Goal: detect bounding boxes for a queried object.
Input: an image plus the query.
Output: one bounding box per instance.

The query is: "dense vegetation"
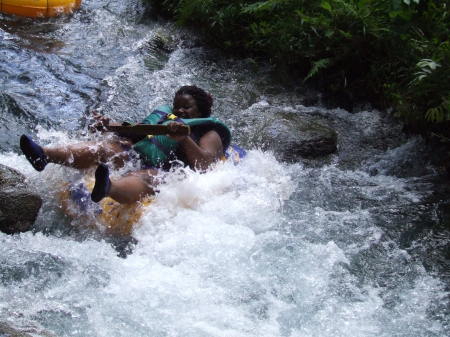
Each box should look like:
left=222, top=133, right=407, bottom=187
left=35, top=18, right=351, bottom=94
left=146, top=0, right=449, bottom=138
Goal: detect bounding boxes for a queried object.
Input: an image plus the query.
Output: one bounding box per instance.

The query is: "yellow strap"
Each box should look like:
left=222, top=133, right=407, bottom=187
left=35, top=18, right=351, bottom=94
left=145, top=113, right=178, bottom=137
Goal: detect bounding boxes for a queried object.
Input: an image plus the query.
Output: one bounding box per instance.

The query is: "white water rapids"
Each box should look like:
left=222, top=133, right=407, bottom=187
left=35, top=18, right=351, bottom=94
left=0, top=1, right=448, bottom=336
left=0, top=144, right=446, bottom=337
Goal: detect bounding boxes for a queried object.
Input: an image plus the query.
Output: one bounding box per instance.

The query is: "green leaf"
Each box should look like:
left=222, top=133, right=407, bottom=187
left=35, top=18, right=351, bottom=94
left=425, top=98, right=450, bottom=122
left=389, top=10, right=401, bottom=18
left=325, top=29, right=334, bottom=38
left=304, top=58, right=331, bottom=82
left=321, top=1, right=332, bottom=12
left=338, top=30, right=352, bottom=39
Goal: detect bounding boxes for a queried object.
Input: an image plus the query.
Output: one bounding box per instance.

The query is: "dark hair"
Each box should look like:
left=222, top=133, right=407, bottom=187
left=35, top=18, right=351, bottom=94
left=174, top=85, right=213, bottom=117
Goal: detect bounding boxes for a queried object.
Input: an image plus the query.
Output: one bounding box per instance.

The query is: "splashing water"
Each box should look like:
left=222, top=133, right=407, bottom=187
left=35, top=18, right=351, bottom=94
left=0, top=1, right=449, bottom=336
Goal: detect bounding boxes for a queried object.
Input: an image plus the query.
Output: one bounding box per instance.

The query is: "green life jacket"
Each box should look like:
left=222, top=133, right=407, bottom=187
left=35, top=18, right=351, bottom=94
left=133, top=105, right=231, bottom=167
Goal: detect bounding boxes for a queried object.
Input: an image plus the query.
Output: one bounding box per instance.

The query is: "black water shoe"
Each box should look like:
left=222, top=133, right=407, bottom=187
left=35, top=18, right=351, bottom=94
left=91, top=163, right=111, bottom=203
left=20, top=135, right=48, bottom=172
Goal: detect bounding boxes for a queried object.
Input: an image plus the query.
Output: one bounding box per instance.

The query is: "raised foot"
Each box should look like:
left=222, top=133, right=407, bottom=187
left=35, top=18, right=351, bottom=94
left=19, top=135, right=48, bottom=172
left=91, top=163, right=111, bottom=203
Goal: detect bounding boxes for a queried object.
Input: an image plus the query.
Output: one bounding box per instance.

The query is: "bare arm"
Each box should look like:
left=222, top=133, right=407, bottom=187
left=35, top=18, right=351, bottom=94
left=89, top=111, right=121, bottom=132
left=167, top=123, right=223, bottom=171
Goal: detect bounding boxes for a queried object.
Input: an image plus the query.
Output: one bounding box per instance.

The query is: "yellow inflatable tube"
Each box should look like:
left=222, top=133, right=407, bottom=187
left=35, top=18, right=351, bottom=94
left=0, top=0, right=81, bottom=18
left=59, top=177, right=153, bottom=237
left=59, top=145, right=246, bottom=237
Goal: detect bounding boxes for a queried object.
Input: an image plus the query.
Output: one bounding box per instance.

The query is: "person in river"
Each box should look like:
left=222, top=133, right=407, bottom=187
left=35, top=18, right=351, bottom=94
left=19, top=85, right=231, bottom=204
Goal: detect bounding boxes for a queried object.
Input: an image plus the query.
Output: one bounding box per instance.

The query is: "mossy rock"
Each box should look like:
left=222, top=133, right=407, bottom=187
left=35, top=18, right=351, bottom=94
left=261, top=111, right=337, bottom=162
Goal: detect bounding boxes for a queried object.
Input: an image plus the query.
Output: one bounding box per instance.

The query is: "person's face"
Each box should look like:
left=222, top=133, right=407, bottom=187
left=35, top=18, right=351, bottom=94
left=173, top=94, right=201, bottom=119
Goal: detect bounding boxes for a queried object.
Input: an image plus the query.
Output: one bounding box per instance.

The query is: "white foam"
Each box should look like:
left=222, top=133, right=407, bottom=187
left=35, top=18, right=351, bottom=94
left=0, top=142, right=447, bottom=336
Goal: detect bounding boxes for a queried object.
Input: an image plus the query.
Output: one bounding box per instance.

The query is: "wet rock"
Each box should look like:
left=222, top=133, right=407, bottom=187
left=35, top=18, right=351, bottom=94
left=140, top=31, right=175, bottom=71
left=0, top=321, right=58, bottom=337
left=0, top=322, right=33, bottom=337
left=150, top=30, right=176, bottom=53
left=261, top=111, right=337, bottom=162
left=301, top=90, right=321, bottom=107
left=0, top=93, right=35, bottom=152
left=0, top=164, right=42, bottom=234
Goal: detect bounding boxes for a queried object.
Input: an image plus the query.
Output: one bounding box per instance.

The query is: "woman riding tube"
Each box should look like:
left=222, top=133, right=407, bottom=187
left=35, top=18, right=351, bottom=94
left=20, top=86, right=231, bottom=204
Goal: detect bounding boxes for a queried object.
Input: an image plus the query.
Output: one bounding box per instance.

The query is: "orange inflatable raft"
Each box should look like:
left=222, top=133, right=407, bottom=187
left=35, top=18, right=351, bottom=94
left=0, top=0, right=81, bottom=18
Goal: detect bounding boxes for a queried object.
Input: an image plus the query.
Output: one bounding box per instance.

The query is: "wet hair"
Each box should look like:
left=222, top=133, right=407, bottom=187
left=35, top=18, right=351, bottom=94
left=174, top=85, right=213, bottom=117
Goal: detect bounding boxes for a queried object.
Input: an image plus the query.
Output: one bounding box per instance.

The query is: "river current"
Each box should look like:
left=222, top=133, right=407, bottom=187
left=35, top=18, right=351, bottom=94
left=0, top=1, right=449, bottom=336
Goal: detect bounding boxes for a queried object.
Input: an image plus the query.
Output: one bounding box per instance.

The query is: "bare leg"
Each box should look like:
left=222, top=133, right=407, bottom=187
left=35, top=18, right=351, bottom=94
left=44, top=139, right=132, bottom=169
left=107, top=169, right=161, bottom=204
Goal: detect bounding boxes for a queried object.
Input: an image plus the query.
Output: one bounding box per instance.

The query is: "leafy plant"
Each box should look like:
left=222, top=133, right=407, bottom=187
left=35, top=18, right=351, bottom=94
left=147, top=0, right=450, bottom=138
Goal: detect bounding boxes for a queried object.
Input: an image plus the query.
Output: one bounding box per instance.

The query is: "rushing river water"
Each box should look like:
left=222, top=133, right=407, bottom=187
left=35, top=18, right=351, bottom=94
left=0, top=1, right=449, bottom=336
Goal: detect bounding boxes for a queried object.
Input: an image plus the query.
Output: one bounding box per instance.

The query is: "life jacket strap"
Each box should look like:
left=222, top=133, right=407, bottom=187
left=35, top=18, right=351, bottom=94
left=149, top=136, right=172, bottom=155
left=156, top=111, right=185, bottom=125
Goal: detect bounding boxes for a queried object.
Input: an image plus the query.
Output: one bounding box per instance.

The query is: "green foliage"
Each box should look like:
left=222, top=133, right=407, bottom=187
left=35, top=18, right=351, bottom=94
left=426, top=98, right=450, bottom=123
left=147, top=0, right=450, bottom=136
left=304, top=58, right=332, bottom=82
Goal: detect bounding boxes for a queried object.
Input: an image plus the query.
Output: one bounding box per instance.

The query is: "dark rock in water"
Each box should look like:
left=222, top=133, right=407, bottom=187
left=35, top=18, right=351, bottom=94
left=0, top=164, right=42, bottom=234
left=0, top=321, right=58, bottom=337
left=0, top=93, right=36, bottom=152
left=261, top=111, right=337, bottom=162
left=140, top=30, right=176, bottom=71
left=0, top=322, right=34, bottom=337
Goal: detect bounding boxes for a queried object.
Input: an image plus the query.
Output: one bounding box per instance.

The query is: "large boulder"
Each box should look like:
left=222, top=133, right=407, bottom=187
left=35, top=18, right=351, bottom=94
left=0, top=164, right=42, bottom=234
left=260, top=111, right=337, bottom=162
